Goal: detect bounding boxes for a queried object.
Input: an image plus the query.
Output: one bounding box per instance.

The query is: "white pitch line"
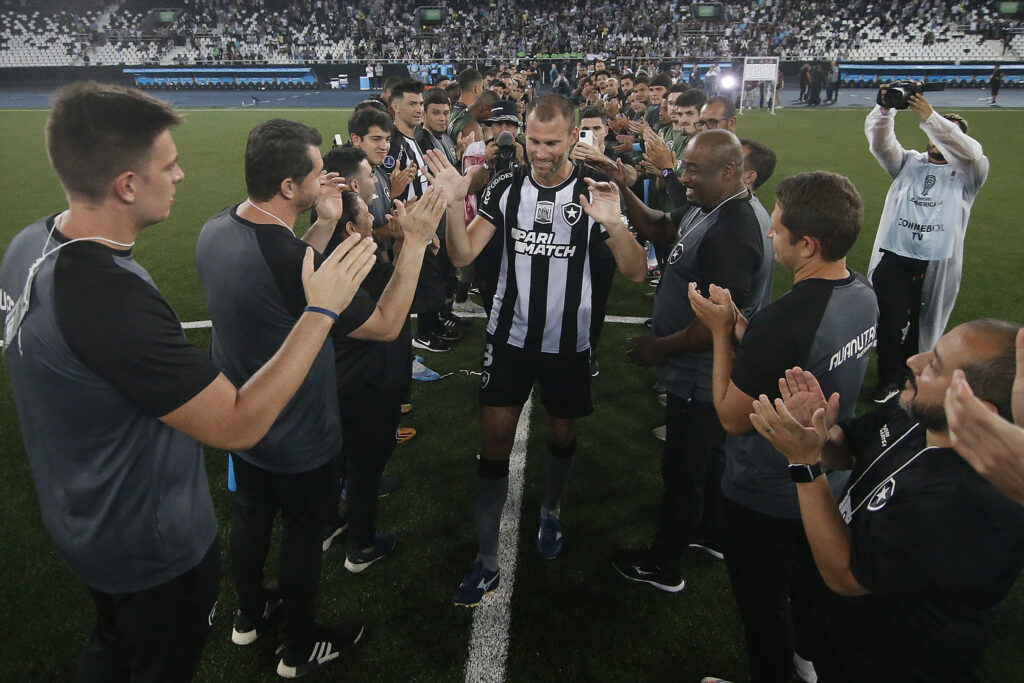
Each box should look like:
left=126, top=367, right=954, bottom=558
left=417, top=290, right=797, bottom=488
left=465, top=394, right=532, bottom=683
left=0, top=313, right=643, bottom=348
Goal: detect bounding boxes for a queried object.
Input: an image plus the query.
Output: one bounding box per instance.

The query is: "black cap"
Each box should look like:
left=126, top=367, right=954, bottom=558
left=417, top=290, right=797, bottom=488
left=485, top=100, right=520, bottom=125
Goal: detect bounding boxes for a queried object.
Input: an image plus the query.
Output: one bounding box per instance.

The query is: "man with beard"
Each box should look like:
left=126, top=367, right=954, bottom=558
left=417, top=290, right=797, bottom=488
left=865, top=90, right=988, bottom=403
left=196, top=119, right=409, bottom=678
left=688, top=171, right=877, bottom=683
left=428, top=94, right=647, bottom=606
left=746, top=318, right=1024, bottom=683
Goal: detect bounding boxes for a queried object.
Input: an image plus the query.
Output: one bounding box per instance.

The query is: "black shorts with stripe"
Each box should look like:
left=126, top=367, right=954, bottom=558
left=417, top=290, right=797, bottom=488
left=478, top=334, right=593, bottom=419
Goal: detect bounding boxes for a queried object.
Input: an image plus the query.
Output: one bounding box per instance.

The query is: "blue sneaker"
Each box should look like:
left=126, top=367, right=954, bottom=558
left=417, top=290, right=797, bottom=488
left=452, top=563, right=500, bottom=607
left=412, top=356, right=441, bottom=382
left=537, top=513, right=563, bottom=559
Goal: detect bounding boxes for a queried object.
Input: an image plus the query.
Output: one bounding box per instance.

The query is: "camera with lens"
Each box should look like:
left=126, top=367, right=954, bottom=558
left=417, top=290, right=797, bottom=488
left=495, top=131, right=518, bottom=171
left=876, top=81, right=945, bottom=110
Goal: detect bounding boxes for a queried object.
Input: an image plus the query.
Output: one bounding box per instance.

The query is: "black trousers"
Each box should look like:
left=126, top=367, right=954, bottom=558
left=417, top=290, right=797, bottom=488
left=651, top=393, right=726, bottom=572
left=872, top=250, right=930, bottom=387
left=75, top=539, right=220, bottom=683
left=339, top=390, right=404, bottom=551
left=725, top=498, right=825, bottom=683
left=230, top=457, right=333, bottom=651
left=589, top=252, right=618, bottom=352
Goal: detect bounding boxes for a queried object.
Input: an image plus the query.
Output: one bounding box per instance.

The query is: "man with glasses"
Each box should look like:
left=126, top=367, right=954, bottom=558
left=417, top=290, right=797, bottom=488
left=697, top=95, right=738, bottom=134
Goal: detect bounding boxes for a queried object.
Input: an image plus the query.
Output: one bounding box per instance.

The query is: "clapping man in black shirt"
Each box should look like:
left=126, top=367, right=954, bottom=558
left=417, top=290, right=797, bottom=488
left=749, top=319, right=1024, bottom=683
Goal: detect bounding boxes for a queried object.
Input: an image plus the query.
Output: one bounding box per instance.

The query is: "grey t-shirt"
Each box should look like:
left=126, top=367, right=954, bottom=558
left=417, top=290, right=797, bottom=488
left=0, top=216, right=219, bottom=593
left=723, top=273, right=879, bottom=519
left=196, top=206, right=374, bottom=474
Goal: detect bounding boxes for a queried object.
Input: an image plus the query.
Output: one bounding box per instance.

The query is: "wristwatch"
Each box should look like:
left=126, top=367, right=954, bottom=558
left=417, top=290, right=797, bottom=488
left=787, top=462, right=823, bottom=483
left=660, top=168, right=673, bottom=178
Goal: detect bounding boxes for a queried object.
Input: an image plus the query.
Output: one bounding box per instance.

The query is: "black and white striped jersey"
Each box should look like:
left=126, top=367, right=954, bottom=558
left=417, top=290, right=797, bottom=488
left=395, top=132, right=429, bottom=202
left=477, top=162, right=610, bottom=354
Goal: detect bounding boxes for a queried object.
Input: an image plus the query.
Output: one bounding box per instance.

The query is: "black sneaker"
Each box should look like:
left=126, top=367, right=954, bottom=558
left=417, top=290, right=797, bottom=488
left=276, top=622, right=363, bottom=679
left=321, top=518, right=348, bottom=552
left=412, top=334, right=451, bottom=352
left=231, top=595, right=283, bottom=645
left=611, top=548, right=685, bottom=593
left=436, top=322, right=463, bottom=342
left=441, top=309, right=470, bottom=327
left=870, top=383, right=901, bottom=404
left=589, top=353, right=599, bottom=377
left=344, top=533, right=396, bottom=574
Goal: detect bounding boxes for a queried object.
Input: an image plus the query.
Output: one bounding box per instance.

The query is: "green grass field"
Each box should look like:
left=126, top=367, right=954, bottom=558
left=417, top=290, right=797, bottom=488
left=1, top=105, right=1023, bottom=682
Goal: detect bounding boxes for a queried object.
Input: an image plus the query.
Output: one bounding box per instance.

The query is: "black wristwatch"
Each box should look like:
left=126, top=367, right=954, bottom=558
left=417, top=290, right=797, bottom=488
left=787, top=462, right=823, bottom=483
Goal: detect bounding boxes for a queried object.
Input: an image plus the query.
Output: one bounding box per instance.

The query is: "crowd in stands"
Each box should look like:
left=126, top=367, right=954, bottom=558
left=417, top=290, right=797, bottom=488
left=1, top=0, right=1023, bottom=67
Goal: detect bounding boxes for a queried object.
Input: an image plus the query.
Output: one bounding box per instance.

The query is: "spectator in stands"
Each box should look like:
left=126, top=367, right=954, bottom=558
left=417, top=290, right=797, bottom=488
left=0, top=80, right=373, bottom=683
left=195, top=118, right=387, bottom=678
left=612, top=131, right=771, bottom=597
left=865, top=90, right=989, bottom=403
left=748, top=319, right=1024, bottom=683
left=690, top=171, right=876, bottom=683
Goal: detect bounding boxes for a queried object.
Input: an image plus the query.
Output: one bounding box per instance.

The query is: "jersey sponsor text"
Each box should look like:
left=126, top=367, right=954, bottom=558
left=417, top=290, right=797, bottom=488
left=828, top=325, right=878, bottom=371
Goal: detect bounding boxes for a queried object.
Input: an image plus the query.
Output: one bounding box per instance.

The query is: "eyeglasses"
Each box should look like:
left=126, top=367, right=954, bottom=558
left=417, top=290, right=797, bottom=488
left=694, top=118, right=723, bottom=131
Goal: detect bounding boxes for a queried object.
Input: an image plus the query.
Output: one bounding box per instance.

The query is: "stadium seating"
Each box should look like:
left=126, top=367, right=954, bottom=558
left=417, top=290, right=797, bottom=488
left=0, top=0, right=1021, bottom=68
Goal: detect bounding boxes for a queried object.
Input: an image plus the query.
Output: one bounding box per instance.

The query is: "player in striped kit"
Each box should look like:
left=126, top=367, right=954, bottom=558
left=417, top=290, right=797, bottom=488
left=425, top=94, right=648, bottom=606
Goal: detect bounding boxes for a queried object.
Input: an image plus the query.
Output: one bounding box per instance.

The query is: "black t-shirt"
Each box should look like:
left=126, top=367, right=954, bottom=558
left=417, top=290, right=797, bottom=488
left=56, top=241, right=220, bottom=417
left=816, top=406, right=1024, bottom=682
left=331, top=261, right=411, bottom=397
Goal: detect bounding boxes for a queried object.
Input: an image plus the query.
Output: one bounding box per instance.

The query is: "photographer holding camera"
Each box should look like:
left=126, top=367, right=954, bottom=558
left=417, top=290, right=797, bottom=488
left=865, top=84, right=988, bottom=403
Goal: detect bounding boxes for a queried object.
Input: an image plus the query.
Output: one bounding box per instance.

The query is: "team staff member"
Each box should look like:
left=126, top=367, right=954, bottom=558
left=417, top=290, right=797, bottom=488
left=611, top=131, right=770, bottom=593
left=866, top=90, right=988, bottom=402
left=427, top=94, right=647, bottom=607
left=689, top=171, right=878, bottom=683
left=196, top=119, right=442, bottom=678
left=749, top=319, right=1024, bottom=682
left=0, top=82, right=375, bottom=681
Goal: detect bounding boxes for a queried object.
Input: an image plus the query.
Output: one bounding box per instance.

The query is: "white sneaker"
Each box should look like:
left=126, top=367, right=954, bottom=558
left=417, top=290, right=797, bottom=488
left=701, top=678, right=735, bottom=683
left=652, top=425, right=666, bottom=441
left=794, top=653, right=818, bottom=683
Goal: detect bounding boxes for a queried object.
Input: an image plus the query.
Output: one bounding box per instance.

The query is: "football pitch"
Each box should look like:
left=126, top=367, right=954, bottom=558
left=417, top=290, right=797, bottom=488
left=1, top=105, right=1023, bottom=682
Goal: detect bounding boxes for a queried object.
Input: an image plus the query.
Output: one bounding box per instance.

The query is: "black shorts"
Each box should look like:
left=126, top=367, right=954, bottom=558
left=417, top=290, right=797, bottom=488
left=479, top=335, right=593, bottom=419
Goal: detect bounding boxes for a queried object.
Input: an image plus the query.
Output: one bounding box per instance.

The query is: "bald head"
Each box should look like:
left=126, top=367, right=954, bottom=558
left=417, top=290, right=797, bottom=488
left=679, top=129, right=747, bottom=209
left=686, top=129, right=744, bottom=172
left=954, top=319, right=1022, bottom=422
